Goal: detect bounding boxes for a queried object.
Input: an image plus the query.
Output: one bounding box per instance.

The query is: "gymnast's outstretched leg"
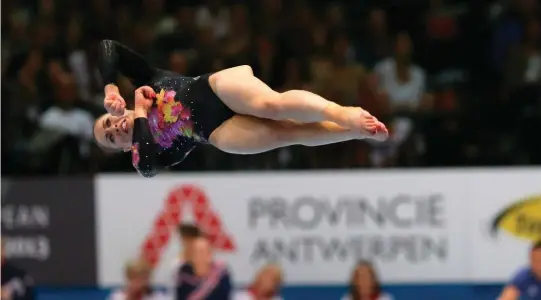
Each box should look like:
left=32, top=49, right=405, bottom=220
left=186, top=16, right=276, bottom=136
left=209, top=115, right=373, bottom=155
left=208, top=66, right=387, bottom=139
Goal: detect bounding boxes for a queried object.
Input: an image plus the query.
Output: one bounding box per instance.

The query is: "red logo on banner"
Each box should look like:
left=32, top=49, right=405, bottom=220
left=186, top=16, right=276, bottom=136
left=140, top=184, right=236, bottom=266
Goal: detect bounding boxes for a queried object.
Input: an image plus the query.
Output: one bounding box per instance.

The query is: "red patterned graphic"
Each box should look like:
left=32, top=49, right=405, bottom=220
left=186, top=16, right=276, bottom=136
left=140, top=184, right=236, bottom=266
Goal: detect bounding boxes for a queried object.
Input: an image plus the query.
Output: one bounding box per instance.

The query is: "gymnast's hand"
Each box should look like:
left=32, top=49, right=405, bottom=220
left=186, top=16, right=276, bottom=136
left=134, top=86, right=156, bottom=113
left=103, top=84, right=126, bottom=116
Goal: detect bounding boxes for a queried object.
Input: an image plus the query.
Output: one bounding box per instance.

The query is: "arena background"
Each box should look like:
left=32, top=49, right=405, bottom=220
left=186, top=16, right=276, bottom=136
left=2, top=0, right=540, bottom=299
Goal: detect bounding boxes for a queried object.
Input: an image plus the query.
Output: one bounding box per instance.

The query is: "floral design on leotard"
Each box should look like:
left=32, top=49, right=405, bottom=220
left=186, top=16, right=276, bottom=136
left=131, top=142, right=140, bottom=168
left=147, top=89, right=203, bottom=148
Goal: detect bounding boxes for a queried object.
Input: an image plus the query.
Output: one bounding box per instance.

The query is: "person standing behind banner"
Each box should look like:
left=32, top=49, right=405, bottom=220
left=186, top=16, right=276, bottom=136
left=172, top=224, right=202, bottom=269
left=341, top=261, right=393, bottom=300
left=169, top=224, right=202, bottom=293
left=233, top=264, right=283, bottom=300
left=498, top=240, right=541, bottom=300
left=1, top=239, right=36, bottom=300
left=108, top=258, right=168, bottom=300
left=176, top=236, right=232, bottom=300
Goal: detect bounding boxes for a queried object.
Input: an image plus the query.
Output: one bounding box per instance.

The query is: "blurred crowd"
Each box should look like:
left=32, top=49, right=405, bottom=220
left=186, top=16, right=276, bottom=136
left=2, top=228, right=541, bottom=300
left=106, top=224, right=396, bottom=300
left=0, top=227, right=396, bottom=300
left=2, top=0, right=541, bottom=175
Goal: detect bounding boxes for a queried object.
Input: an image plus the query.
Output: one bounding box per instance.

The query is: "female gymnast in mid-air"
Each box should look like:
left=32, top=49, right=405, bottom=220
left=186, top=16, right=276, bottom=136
left=93, top=40, right=388, bottom=178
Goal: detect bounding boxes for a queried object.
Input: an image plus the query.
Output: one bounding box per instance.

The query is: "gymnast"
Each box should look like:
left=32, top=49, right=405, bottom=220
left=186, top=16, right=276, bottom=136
left=93, top=40, right=388, bottom=178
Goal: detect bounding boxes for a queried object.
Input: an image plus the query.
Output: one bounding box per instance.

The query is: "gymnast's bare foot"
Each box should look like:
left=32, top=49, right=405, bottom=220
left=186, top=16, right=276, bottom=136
left=356, top=114, right=388, bottom=141
left=346, top=108, right=389, bottom=141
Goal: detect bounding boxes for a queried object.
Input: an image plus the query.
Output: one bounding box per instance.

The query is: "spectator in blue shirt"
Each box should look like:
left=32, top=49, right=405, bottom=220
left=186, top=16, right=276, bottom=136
left=498, top=240, right=541, bottom=300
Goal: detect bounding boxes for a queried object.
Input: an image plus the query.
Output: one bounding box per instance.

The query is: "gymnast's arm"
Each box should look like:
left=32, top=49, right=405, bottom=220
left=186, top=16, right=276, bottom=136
left=131, top=109, right=159, bottom=178
left=98, top=39, right=157, bottom=87
left=131, top=110, right=195, bottom=178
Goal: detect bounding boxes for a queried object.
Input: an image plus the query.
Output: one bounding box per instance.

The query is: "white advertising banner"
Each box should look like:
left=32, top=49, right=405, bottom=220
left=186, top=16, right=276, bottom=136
left=467, top=169, right=541, bottom=282
left=95, top=169, right=541, bottom=286
left=96, top=170, right=474, bottom=286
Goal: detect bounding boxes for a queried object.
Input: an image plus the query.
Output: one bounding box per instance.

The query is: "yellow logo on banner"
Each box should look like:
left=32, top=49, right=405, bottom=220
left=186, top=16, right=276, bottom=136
left=491, top=195, right=541, bottom=241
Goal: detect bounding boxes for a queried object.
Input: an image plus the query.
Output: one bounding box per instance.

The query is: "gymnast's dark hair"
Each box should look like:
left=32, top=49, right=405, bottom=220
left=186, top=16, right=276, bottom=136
left=348, top=260, right=382, bottom=300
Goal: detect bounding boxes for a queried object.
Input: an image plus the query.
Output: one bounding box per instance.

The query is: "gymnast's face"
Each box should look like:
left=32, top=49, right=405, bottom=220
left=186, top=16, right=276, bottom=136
left=94, top=110, right=135, bottom=151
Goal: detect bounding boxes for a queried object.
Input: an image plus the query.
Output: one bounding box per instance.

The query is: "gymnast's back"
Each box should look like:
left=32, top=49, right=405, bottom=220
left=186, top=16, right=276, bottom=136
left=98, top=40, right=234, bottom=177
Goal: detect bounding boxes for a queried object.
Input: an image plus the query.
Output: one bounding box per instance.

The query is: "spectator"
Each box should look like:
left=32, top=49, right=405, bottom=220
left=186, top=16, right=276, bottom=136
left=2, top=0, right=541, bottom=174
left=491, top=0, right=540, bottom=71
left=281, top=3, right=315, bottom=58
left=317, top=32, right=365, bottom=107
left=374, top=32, right=428, bottom=113
left=234, top=264, right=283, bottom=300
left=253, top=0, right=284, bottom=36
left=357, top=8, right=392, bottom=69
left=498, top=240, right=541, bottom=300
left=1, top=239, right=36, bottom=300
left=278, top=58, right=311, bottom=92
left=195, top=0, right=230, bottom=39
left=221, top=4, right=252, bottom=61
left=64, top=16, right=97, bottom=103
left=171, top=223, right=202, bottom=272
left=369, top=32, right=428, bottom=167
left=167, top=51, right=190, bottom=75
left=341, top=261, right=393, bottom=300
left=250, top=34, right=279, bottom=86
left=2, top=8, right=31, bottom=57
left=107, top=258, right=168, bottom=300
left=502, top=17, right=541, bottom=99
left=425, top=0, right=461, bottom=42
left=155, top=6, right=197, bottom=53
left=3, top=50, right=44, bottom=142
left=2, top=49, right=47, bottom=174
left=169, top=223, right=202, bottom=296
left=38, top=74, right=94, bottom=158
left=176, top=236, right=232, bottom=300
left=140, top=0, right=167, bottom=33
left=325, top=3, right=346, bottom=32
left=422, top=0, right=464, bottom=73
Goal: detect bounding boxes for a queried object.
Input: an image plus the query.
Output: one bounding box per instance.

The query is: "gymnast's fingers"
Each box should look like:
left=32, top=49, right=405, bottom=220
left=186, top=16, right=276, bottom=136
left=111, top=102, right=124, bottom=116
left=104, top=99, right=116, bottom=113
left=137, top=86, right=156, bottom=98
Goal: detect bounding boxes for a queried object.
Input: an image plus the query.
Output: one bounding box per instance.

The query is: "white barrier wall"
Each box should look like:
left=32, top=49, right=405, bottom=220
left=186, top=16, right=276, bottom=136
left=95, top=169, right=541, bottom=286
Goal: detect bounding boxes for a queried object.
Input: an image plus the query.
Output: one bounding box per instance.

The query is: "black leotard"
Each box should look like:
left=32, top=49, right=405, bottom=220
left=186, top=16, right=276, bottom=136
left=98, top=40, right=235, bottom=177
